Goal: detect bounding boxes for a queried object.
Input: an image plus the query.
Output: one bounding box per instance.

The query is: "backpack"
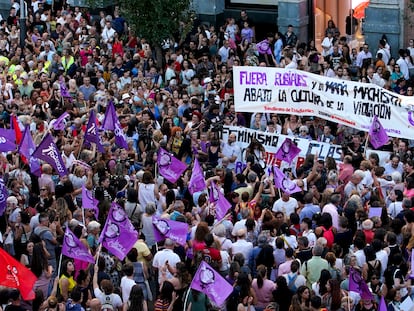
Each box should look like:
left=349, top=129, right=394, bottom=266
left=101, top=295, right=114, bottom=311
left=65, top=301, right=82, bottom=311
left=367, top=260, right=381, bottom=281
left=287, top=273, right=298, bottom=293
left=329, top=267, right=342, bottom=282
left=320, top=226, right=335, bottom=248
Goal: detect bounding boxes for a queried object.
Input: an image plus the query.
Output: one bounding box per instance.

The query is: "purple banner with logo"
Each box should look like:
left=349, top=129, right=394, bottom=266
left=84, top=110, right=104, bottom=152
left=273, top=166, right=301, bottom=194
left=157, top=147, right=187, bottom=183
left=152, top=215, right=188, bottom=246
left=82, top=185, right=99, bottom=217
left=191, top=261, right=233, bottom=306
left=18, top=125, right=41, bottom=177
left=209, top=181, right=231, bottom=220
left=101, top=101, right=128, bottom=149
left=98, top=203, right=138, bottom=260
left=0, top=178, right=8, bottom=216
left=32, top=134, right=67, bottom=177
left=62, top=227, right=95, bottom=263
left=188, top=158, right=206, bottom=195
left=369, top=115, right=389, bottom=149
left=0, top=128, right=16, bottom=152
left=275, top=138, right=301, bottom=164
left=349, top=267, right=373, bottom=300
left=53, top=112, right=69, bottom=131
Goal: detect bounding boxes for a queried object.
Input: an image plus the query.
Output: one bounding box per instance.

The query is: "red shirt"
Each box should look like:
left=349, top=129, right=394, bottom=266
left=202, top=247, right=222, bottom=264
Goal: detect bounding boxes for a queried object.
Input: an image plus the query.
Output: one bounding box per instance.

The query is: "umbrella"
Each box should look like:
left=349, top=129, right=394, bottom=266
left=353, top=1, right=370, bottom=19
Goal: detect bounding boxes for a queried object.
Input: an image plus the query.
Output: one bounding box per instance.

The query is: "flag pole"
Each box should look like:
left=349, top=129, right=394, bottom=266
left=154, top=156, right=158, bottom=180
left=209, top=212, right=231, bottom=232
left=183, top=287, right=191, bottom=311
left=57, top=253, right=63, bottom=278
left=364, top=133, right=370, bottom=158
left=82, top=206, right=85, bottom=225
left=95, top=244, right=102, bottom=265
left=77, top=137, right=84, bottom=159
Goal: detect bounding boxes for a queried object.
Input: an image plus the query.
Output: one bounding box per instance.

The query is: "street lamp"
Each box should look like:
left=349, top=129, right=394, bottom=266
left=19, top=0, right=26, bottom=49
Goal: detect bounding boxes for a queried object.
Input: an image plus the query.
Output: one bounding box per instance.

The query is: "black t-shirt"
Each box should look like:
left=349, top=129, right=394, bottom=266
left=237, top=17, right=254, bottom=31
left=5, top=305, right=27, bottom=311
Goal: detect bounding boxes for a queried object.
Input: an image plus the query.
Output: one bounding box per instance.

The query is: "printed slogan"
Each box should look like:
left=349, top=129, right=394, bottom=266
left=234, top=67, right=414, bottom=139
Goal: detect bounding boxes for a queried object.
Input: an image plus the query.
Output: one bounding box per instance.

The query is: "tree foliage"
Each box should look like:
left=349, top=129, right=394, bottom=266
left=117, top=0, right=193, bottom=45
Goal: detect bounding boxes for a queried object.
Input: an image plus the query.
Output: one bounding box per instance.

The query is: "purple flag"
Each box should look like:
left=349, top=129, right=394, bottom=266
left=0, top=128, right=16, bottom=152
left=84, top=110, right=104, bottom=153
left=32, top=133, right=68, bottom=177
left=157, top=147, right=187, bottom=183
left=59, top=78, right=72, bottom=100
left=62, top=227, right=95, bottom=263
left=0, top=178, right=8, bottom=216
left=379, top=296, right=387, bottom=311
left=98, top=202, right=138, bottom=260
left=53, top=112, right=69, bottom=131
left=191, top=261, right=233, bottom=306
left=209, top=181, right=231, bottom=220
left=411, top=253, right=414, bottom=278
left=275, top=138, right=301, bottom=164
left=188, top=158, right=206, bottom=195
left=18, top=126, right=41, bottom=177
left=82, top=185, right=99, bottom=218
left=369, top=115, right=389, bottom=149
left=102, top=101, right=128, bottom=149
left=152, top=215, right=189, bottom=246
left=73, top=159, right=92, bottom=171
left=368, top=207, right=382, bottom=218
left=273, top=166, right=301, bottom=194
left=349, top=267, right=373, bottom=300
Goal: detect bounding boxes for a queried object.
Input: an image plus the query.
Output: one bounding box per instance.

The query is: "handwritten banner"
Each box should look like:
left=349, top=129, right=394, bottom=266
left=221, top=126, right=390, bottom=174
left=233, top=66, right=414, bottom=139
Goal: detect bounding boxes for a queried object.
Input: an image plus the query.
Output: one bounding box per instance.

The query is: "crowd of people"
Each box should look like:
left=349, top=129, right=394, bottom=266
left=0, top=2, right=414, bottom=311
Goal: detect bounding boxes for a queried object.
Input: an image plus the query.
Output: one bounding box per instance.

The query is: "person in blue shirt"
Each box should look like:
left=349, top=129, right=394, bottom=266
left=299, top=192, right=321, bottom=222
left=274, top=32, right=284, bottom=66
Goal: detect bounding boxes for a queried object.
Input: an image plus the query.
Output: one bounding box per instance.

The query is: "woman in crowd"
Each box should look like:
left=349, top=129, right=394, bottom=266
left=290, top=285, right=312, bottom=311
left=252, top=265, right=275, bottom=311
left=154, top=281, right=179, bottom=311
left=124, top=285, right=148, bottom=311
left=59, top=259, right=76, bottom=301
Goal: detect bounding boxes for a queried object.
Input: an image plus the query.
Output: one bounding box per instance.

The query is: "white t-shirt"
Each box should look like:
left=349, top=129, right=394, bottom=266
left=93, top=288, right=123, bottom=309
left=220, top=142, right=241, bottom=170
left=387, top=201, right=403, bottom=218
left=120, top=276, right=136, bottom=303
left=152, top=249, right=181, bottom=283
left=231, top=239, right=253, bottom=262
left=272, top=197, right=298, bottom=217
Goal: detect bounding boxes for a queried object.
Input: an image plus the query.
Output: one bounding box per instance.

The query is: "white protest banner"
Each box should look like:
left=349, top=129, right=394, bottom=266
left=233, top=66, right=414, bottom=139
left=221, top=126, right=390, bottom=174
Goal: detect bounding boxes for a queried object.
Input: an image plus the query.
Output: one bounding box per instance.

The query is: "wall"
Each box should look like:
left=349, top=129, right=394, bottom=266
left=363, top=0, right=401, bottom=58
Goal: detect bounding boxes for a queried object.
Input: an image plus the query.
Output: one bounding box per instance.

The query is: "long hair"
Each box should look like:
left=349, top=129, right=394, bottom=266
left=328, top=279, right=341, bottom=310
left=318, top=269, right=332, bottom=296
left=61, top=259, right=74, bottom=278
left=31, top=243, right=48, bottom=277
left=236, top=272, right=251, bottom=300
left=159, top=281, right=174, bottom=302
left=127, top=285, right=144, bottom=311
left=256, top=265, right=267, bottom=289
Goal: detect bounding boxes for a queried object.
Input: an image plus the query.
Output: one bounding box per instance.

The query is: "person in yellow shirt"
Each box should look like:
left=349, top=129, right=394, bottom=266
left=59, top=259, right=76, bottom=301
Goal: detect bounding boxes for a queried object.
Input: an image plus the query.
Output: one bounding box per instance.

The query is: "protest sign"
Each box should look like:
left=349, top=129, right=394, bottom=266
left=220, top=126, right=391, bottom=174
left=233, top=66, right=414, bottom=139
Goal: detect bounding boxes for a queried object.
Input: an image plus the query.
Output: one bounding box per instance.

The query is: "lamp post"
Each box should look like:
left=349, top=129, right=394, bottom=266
left=19, top=0, right=26, bottom=49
